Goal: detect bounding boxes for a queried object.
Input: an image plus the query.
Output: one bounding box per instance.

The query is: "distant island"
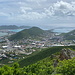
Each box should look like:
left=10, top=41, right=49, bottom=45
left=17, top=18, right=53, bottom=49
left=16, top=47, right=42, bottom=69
left=0, top=25, right=31, bottom=30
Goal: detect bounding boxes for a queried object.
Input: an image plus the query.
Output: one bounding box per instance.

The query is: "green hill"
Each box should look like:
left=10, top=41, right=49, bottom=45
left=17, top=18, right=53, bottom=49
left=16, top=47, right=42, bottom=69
left=8, top=27, right=45, bottom=41
left=19, top=46, right=75, bottom=67
left=63, top=30, right=75, bottom=40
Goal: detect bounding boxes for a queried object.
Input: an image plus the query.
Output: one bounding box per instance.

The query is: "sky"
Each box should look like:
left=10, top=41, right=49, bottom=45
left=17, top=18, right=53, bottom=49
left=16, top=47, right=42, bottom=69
left=0, top=0, right=75, bottom=29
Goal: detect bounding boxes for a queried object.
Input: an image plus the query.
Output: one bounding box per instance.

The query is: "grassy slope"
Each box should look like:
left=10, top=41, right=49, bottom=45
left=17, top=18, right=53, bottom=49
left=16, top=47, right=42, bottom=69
left=19, top=46, right=75, bottom=67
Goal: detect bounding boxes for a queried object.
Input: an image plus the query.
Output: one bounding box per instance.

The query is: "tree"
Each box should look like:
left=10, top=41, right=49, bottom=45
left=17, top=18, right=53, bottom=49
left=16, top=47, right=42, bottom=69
left=56, top=58, right=75, bottom=75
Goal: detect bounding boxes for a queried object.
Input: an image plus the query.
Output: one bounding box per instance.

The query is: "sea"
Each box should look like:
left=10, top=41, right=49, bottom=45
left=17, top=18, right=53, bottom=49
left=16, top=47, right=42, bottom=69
left=0, top=29, right=24, bottom=37
left=52, top=27, right=75, bottom=33
left=9, top=29, right=24, bottom=32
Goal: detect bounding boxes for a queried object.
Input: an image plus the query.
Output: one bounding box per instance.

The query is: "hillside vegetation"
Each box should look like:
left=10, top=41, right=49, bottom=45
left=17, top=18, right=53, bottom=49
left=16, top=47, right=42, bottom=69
left=0, top=46, right=75, bottom=75
left=19, top=46, right=75, bottom=67
left=9, top=27, right=45, bottom=41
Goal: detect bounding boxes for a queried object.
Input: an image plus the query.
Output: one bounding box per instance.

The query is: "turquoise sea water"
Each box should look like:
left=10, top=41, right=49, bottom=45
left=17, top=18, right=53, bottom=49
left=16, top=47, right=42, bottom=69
left=52, top=27, right=75, bottom=33
left=0, top=29, right=24, bottom=37
left=9, top=29, right=24, bottom=32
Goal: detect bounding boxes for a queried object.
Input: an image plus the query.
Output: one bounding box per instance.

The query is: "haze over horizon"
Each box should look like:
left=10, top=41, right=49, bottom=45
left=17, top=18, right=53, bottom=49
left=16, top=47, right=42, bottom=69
left=0, top=0, right=75, bottom=28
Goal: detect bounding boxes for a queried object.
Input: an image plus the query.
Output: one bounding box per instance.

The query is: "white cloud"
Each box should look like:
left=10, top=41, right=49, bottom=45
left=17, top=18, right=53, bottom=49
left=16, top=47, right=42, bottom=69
left=44, top=6, right=54, bottom=16
left=26, top=0, right=47, bottom=2
left=18, top=11, right=46, bottom=20
left=20, top=7, right=32, bottom=14
left=26, top=0, right=47, bottom=6
left=0, top=12, right=10, bottom=17
left=1, top=0, right=75, bottom=25
left=45, top=1, right=75, bottom=16
left=17, top=5, right=47, bottom=20
left=10, top=1, right=75, bottom=21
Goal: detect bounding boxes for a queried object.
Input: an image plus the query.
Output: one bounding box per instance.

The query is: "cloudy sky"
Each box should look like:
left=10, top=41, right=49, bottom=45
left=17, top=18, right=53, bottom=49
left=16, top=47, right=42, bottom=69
left=0, top=0, right=75, bottom=28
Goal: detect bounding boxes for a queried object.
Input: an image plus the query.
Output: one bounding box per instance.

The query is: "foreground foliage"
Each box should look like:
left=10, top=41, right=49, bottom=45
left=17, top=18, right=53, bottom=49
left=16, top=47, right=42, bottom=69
left=56, top=58, right=75, bottom=75
left=0, top=57, right=75, bottom=75
left=1, top=46, right=75, bottom=75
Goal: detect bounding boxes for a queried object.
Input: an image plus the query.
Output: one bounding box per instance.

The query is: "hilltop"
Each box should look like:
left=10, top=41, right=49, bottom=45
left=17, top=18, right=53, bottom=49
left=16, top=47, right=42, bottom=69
left=8, top=27, right=45, bottom=41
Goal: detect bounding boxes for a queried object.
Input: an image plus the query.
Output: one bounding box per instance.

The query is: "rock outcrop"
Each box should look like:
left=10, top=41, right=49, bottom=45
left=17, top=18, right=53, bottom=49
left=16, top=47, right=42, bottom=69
left=53, top=48, right=75, bottom=67
left=59, top=48, right=75, bottom=60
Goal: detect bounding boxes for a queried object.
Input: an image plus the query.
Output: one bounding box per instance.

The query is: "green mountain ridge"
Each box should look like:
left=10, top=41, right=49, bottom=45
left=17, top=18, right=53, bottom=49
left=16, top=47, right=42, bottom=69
left=64, top=30, right=75, bottom=40
left=9, top=27, right=45, bottom=41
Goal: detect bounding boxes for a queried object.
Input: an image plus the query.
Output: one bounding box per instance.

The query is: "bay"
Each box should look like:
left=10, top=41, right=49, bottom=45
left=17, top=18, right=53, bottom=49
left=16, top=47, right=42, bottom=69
left=9, top=29, right=24, bottom=32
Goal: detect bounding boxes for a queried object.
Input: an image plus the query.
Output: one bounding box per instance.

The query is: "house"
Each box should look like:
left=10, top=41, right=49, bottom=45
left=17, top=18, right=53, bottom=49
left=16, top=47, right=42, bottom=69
left=2, top=46, right=8, bottom=48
